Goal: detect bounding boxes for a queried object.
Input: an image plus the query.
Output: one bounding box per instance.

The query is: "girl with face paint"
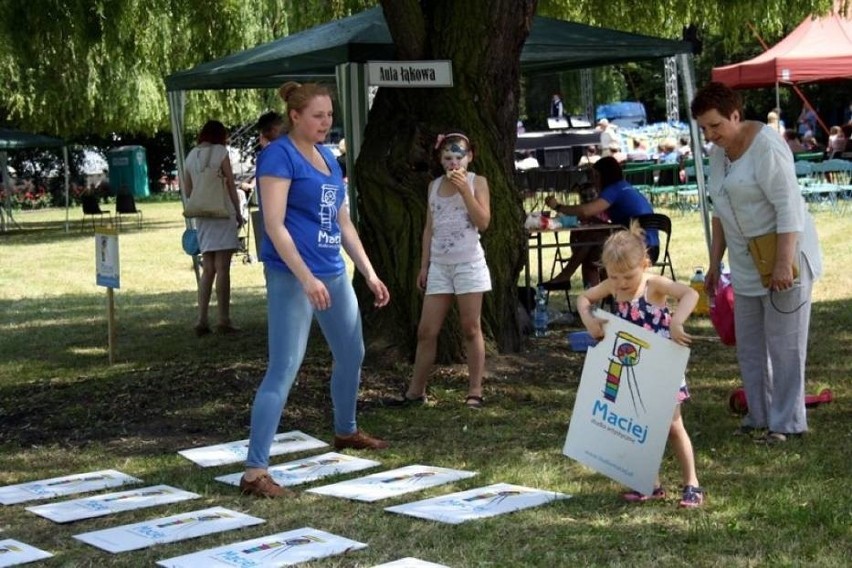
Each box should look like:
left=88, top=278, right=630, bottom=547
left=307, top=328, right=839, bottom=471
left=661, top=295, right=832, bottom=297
left=385, top=132, right=492, bottom=409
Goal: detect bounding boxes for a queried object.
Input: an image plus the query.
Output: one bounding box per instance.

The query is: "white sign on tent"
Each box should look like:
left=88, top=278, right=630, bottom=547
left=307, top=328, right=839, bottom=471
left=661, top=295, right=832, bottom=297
left=367, top=61, right=453, bottom=87
left=563, top=310, right=689, bottom=496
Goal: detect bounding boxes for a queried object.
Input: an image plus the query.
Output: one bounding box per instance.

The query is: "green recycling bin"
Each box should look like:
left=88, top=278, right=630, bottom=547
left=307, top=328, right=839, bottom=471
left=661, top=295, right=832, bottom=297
left=107, top=146, right=149, bottom=197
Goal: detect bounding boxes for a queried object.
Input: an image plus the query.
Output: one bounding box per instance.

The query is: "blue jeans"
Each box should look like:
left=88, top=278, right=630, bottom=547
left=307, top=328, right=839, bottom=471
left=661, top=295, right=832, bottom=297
left=245, top=267, right=365, bottom=468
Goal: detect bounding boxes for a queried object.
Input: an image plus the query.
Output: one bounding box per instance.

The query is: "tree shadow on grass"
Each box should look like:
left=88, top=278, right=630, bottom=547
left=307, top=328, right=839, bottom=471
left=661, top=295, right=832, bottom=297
left=0, top=216, right=181, bottom=246
left=1, top=289, right=849, bottom=461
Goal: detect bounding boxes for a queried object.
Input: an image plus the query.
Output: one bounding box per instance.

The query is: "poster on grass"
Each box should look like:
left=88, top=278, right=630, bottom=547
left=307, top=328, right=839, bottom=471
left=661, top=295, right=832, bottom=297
left=178, top=431, right=328, bottom=467
left=308, top=464, right=477, bottom=502
left=26, top=485, right=200, bottom=523
left=371, top=558, right=450, bottom=568
left=215, top=452, right=380, bottom=488
left=384, top=482, right=569, bottom=524
left=0, top=539, right=53, bottom=567
left=0, top=470, right=141, bottom=506
left=157, top=526, right=366, bottom=567
left=73, top=506, right=264, bottom=553
left=563, top=310, right=689, bottom=496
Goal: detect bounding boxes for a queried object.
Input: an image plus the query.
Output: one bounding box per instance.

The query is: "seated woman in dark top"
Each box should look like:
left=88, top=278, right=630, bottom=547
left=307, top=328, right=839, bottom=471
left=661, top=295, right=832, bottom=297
left=543, top=157, right=658, bottom=290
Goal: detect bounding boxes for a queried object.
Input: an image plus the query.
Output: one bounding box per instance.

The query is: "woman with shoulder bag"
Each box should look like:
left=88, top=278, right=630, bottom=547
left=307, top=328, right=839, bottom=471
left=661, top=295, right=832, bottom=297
left=183, top=120, right=245, bottom=336
left=691, top=83, right=822, bottom=444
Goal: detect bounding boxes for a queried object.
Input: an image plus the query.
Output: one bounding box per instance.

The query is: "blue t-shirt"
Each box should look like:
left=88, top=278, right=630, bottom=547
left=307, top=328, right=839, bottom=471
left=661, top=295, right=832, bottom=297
left=598, top=179, right=659, bottom=248
left=256, top=137, right=346, bottom=276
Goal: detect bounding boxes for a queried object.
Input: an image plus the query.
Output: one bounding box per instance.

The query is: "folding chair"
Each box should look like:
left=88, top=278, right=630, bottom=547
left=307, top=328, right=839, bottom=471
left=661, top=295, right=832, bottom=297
left=635, top=213, right=675, bottom=280
left=81, top=194, right=111, bottom=231
left=115, top=193, right=143, bottom=229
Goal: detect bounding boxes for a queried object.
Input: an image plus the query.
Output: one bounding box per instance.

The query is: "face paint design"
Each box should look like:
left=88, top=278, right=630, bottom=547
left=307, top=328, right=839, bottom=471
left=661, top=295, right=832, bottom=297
left=441, top=142, right=471, bottom=174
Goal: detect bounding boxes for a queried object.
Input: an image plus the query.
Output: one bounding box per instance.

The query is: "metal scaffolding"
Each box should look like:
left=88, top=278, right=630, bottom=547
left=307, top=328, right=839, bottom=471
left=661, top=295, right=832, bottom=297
left=664, top=56, right=679, bottom=124
left=580, top=68, right=594, bottom=123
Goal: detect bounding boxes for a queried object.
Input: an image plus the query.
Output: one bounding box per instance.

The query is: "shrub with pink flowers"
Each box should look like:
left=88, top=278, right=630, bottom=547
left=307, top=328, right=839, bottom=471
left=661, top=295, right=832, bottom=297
left=0, top=185, right=53, bottom=210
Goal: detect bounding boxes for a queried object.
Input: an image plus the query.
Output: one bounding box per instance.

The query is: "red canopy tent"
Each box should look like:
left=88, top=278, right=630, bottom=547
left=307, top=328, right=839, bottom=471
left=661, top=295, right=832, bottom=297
left=712, top=10, right=852, bottom=88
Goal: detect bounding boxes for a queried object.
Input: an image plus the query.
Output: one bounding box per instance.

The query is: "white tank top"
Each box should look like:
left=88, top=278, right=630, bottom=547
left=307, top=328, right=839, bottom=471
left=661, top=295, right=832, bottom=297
left=428, top=172, right=485, bottom=265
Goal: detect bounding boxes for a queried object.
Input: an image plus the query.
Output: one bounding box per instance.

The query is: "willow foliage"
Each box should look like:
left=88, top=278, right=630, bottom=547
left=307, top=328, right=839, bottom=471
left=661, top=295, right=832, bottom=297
left=0, top=0, right=374, bottom=136
left=0, top=0, right=840, bottom=136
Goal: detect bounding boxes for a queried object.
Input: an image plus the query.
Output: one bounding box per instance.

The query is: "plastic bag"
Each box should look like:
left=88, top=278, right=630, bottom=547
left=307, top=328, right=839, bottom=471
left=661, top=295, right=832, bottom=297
left=524, top=212, right=560, bottom=230
left=709, top=276, right=735, bottom=346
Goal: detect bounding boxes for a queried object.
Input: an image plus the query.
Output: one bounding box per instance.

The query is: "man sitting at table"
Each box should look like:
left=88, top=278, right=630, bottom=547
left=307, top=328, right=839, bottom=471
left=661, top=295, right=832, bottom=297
left=542, top=157, right=658, bottom=291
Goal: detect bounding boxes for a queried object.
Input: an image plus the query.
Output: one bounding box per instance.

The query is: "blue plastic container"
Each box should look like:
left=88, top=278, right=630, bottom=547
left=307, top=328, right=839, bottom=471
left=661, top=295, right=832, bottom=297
left=568, top=331, right=597, bottom=352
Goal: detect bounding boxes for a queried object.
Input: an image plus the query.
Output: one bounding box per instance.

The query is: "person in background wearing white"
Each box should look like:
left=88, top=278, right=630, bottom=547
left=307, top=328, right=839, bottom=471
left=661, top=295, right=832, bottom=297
left=691, top=82, right=822, bottom=444
left=598, top=118, right=621, bottom=157
left=183, top=120, right=245, bottom=336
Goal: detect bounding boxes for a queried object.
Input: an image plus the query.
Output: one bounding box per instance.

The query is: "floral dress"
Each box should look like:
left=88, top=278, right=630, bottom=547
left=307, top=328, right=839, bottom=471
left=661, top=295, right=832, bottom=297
left=616, top=285, right=690, bottom=402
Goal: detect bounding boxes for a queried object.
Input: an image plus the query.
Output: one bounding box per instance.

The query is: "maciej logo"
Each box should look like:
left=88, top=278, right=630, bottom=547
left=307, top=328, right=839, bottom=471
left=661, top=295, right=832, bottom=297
left=590, top=400, right=649, bottom=444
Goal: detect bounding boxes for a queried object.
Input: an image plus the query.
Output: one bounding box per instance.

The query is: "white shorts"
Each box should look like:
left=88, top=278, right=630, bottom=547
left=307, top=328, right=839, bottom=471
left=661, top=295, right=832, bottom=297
left=426, top=258, right=492, bottom=295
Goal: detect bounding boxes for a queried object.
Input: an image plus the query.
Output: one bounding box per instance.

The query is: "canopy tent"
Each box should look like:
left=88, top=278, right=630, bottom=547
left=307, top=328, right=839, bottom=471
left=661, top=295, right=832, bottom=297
left=165, top=7, right=708, bottom=249
left=0, top=128, right=70, bottom=232
left=712, top=10, right=852, bottom=89
left=165, top=8, right=693, bottom=91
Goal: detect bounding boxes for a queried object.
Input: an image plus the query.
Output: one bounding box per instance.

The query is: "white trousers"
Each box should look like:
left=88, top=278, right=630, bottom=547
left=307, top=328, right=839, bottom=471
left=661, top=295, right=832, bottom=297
left=733, top=263, right=814, bottom=434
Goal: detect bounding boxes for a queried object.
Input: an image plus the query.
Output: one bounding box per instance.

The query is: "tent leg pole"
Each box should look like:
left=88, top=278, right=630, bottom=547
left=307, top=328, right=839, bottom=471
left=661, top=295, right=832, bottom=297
left=678, top=52, right=711, bottom=257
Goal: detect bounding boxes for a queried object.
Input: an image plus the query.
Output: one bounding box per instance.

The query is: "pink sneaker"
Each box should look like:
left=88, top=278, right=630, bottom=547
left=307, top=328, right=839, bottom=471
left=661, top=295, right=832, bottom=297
left=622, top=486, right=666, bottom=502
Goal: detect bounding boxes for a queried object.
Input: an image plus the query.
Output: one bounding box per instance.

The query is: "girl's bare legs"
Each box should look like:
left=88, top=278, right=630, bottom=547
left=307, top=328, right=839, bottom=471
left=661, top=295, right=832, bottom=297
left=197, top=251, right=217, bottom=328
left=457, top=292, right=485, bottom=399
left=669, top=405, right=699, bottom=487
left=406, top=294, right=453, bottom=399
left=213, top=250, right=234, bottom=326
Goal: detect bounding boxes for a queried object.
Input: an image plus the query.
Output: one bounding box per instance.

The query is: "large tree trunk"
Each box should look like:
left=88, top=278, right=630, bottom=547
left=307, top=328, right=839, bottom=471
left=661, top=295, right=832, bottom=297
left=354, top=0, right=536, bottom=363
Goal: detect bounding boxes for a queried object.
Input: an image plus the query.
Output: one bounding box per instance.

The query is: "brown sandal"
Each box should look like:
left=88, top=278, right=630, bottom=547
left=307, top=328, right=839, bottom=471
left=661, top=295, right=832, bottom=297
left=464, top=395, right=484, bottom=409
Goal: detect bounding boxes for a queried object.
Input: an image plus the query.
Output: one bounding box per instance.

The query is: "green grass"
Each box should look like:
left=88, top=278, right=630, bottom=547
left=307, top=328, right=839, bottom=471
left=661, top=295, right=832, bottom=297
left=0, top=202, right=850, bottom=567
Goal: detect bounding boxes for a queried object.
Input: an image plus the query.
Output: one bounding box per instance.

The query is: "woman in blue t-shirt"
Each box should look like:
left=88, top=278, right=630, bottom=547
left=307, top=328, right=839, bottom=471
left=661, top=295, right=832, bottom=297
left=545, top=157, right=659, bottom=265
left=240, top=82, right=391, bottom=499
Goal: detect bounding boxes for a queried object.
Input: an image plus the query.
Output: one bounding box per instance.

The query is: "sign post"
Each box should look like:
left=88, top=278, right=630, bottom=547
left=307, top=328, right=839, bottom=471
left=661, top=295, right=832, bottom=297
left=366, top=60, right=453, bottom=88
left=95, top=228, right=120, bottom=364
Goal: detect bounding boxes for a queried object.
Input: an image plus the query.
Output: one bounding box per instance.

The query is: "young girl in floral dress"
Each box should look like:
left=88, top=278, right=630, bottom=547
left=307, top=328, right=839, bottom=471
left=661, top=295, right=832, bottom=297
left=577, top=223, right=705, bottom=508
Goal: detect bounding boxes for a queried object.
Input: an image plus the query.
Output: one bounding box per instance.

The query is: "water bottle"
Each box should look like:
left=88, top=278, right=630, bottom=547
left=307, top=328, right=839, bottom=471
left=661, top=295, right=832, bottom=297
left=690, top=267, right=709, bottom=316
left=533, top=285, right=549, bottom=337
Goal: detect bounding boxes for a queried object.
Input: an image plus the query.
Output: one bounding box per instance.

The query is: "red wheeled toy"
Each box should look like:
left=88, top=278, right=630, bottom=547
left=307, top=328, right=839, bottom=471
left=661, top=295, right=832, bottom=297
left=729, top=387, right=833, bottom=414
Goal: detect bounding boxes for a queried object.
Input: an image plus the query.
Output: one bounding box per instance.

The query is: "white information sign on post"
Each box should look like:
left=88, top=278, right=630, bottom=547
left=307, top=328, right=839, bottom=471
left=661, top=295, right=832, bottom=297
left=95, top=228, right=120, bottom=363
left=563, top=310, right=689, bottom=496
left=95, top=228, right=120, bottom=289
left=367, top=61, right=453, bottom=88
